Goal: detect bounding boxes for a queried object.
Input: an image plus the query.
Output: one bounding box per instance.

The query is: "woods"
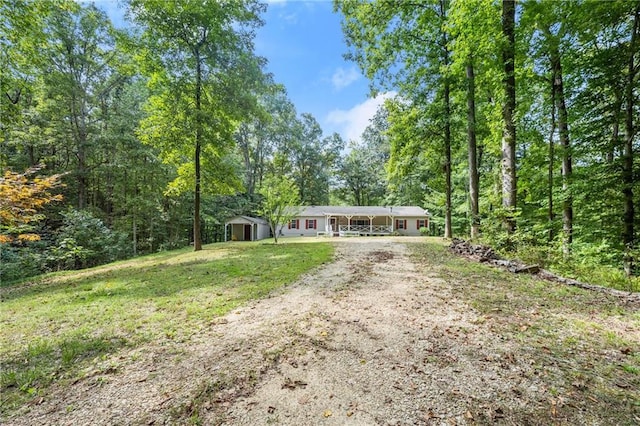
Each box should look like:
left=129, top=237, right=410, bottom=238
left=1, top=0, right=346, bottom=280
left=1, top=0, right=638, bottom=289
left=337, top=0, right=639, bottom=288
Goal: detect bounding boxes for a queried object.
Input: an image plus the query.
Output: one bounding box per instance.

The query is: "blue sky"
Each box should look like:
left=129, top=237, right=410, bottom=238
left=94, top=0, right=392, bottom=143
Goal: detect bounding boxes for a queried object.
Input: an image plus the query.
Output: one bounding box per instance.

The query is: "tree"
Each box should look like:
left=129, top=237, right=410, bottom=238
left=43, top=4, right=123, bottom=209
left=337, top=0, right=456, bottom=237
left=235, top=84, right=288, bottom=196
left=447, top=0, right=501, bottom=239
left=258, top=174, right=300, bottom=244
left=129, top=0, right=266, bottom=251
left=0, top=165, right=63, bottom=242
left=622, top=3, right=639, bottom=274
left=501, top=0, right=517, bottom=233
left=336, top=140, right=386, bottom=206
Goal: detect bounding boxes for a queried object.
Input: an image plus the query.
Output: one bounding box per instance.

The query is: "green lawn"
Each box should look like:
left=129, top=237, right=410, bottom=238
left=0, top=240, right=333, bottom=414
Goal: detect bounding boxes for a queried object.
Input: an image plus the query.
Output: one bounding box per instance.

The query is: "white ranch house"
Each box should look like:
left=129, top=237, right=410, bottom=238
left=278, top=206, right=429, bottom=238
left=225, top=206, right=429, bottom=241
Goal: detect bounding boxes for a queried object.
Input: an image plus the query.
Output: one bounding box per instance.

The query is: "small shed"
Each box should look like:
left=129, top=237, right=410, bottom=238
left=224, top=216, right=271, bottom=242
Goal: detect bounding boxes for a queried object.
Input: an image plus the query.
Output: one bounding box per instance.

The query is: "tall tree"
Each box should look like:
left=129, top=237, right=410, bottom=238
left=448, top=0, right=502, bottom=239
left=337, top=0, right=456, bottom=237
left=466, top=61, right=480, bottom=239
left=40, top=4, right=122, bottom=209
left=622, top=3, right=639, bottom=274
left=501, top=0, right=517, bottom=233
left=129, top=0, right=266, bottom=251
left=336, top=140, right=386, bottom=206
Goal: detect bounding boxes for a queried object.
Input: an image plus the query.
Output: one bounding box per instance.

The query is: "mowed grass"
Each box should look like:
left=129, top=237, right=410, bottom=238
left=411, top=240, right=640, bottom=424
left=0, top=240, right=333, bottom=415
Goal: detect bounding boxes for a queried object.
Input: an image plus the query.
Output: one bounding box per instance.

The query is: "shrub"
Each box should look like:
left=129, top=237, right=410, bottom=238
left=50, top=210, right=129, bottom=270
left=0, top=245, right=46, bottom=284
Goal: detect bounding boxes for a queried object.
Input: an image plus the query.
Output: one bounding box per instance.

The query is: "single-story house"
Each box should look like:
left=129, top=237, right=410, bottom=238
left=224, top=216, right=271, bottom=242
left=277, top=206, right=429, bottom=238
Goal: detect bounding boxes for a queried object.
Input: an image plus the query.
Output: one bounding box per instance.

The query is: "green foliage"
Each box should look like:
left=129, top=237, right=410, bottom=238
left=258, top=175, right=301, bottom=244
left=0, top=245, right=46, bottom=283
left=51, top=209, right=129, bottom=270
left=337, top=0, right=639, bottom=279
left=335, top=140, right=386, bottom=206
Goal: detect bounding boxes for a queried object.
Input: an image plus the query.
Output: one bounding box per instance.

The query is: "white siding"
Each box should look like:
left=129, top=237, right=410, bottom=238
left=393, top=217, right=427, bottom=236
left=278, top=216, right=326, bottom=237
left=257, top=224, right=271, bottom=240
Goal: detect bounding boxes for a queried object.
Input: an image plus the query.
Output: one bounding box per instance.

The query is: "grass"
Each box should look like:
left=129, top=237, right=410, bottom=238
left=0, top=240, right=333, bottom=415
left=410, top=239, right=640, bottom=424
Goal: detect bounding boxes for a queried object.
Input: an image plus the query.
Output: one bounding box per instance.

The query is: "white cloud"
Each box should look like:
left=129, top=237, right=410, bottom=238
left=279, top=12, right=298, bottom=24
left=331, top=66, right=360, bottom=90
left=326, top=92, right=397, bottom=142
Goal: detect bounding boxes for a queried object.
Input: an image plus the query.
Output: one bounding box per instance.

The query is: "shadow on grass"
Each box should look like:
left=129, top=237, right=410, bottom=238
left=0, top=242, right=334, bottom=417
left=0, top=333, right=129, bottom=415
left=1, top=244, right=302, bottom=303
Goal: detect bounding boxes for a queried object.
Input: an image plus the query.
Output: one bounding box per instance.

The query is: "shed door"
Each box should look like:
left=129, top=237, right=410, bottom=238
left=244, top=224, right=252, bottom=241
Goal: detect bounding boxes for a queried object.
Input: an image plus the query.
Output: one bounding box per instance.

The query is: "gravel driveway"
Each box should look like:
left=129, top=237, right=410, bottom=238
left=9, top=237, right=629, bottom=425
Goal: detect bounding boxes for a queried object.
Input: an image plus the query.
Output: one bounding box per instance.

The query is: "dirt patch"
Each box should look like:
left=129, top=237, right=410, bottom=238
left=5, top=237, right=639, bottom=425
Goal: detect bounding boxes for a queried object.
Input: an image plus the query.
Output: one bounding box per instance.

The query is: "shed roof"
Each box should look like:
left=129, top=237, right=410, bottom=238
left=225, top=215, right=268, bottom=225
left=291, top=206, right=427, bottom=217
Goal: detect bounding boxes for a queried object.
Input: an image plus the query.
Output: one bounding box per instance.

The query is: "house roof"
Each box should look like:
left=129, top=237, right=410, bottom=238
left=225, top=215, right=268, bottom=225
left=291, top=206, right=428, bottom=217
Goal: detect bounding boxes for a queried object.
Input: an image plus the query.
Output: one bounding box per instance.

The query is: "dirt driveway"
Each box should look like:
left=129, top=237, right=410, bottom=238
left=8, top=238, right=639, bottom=425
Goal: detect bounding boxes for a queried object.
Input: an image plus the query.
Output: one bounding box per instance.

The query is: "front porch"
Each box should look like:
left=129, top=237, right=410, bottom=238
left=338, top=224, right=391, bottom=236
left=321, top=214, right=395, bottom=237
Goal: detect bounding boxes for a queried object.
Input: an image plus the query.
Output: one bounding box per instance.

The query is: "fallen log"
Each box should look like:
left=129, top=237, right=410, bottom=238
left=449, top=239, right=640, bottom=305
left=515, top=264, right=540, bottom=274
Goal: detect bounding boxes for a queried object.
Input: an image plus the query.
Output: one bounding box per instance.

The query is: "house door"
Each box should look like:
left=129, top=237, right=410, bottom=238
left=330, top=218, right=337, bottom=233
left=244, top=224, right=252, bottom=241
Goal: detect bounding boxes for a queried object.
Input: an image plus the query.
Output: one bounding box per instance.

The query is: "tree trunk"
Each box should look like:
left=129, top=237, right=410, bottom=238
left=440, top=0, right=452, bottom=239
left=551, top=46, right=572, bottom=254
left=501, top=0, right=517, bottom=234
left=609, top=94, right=622, bottom=164
left=72, top=96, right=89, bottom=210
left=193, top=52, right=203, bottom=251
left=132, top=210, right=137, bottom=257
left=623, top=5, right=639, bottom=275
left=466, top=60, right=480, bottom=239
left=548, top=78, right=556, bottom=242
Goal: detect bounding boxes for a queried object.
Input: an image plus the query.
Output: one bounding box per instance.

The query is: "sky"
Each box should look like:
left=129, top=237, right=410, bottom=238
left=94, top=0, right=391, bottom=143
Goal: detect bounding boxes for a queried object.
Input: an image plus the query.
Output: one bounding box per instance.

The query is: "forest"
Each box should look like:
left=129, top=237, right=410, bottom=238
left=1, top=0, right=639, bottom=290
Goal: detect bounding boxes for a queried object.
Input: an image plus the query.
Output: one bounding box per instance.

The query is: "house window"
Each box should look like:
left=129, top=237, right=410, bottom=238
left=288, top=219, right=299, bottom=229
left=417, top=219, right=428, bottom=229
left=354, top=219, right=369, bottom=226
left=395, top=219, right=407, bottom=230
left=306, top=219, right=317, bottom=229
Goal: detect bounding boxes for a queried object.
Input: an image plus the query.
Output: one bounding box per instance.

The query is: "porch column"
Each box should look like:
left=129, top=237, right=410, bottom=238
left=368, top=215, right=375, bottom=233
left=224, top=224, right=228, bottom=242
left=346, top=215, right=353, bottom=231
left=390, top=216, right=394, bottom=232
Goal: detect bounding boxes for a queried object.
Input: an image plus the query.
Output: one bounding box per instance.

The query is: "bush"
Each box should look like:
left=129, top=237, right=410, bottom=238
left=49, top=210, right=129, bottom=270
left=0, top=245, right=46, bottom=284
